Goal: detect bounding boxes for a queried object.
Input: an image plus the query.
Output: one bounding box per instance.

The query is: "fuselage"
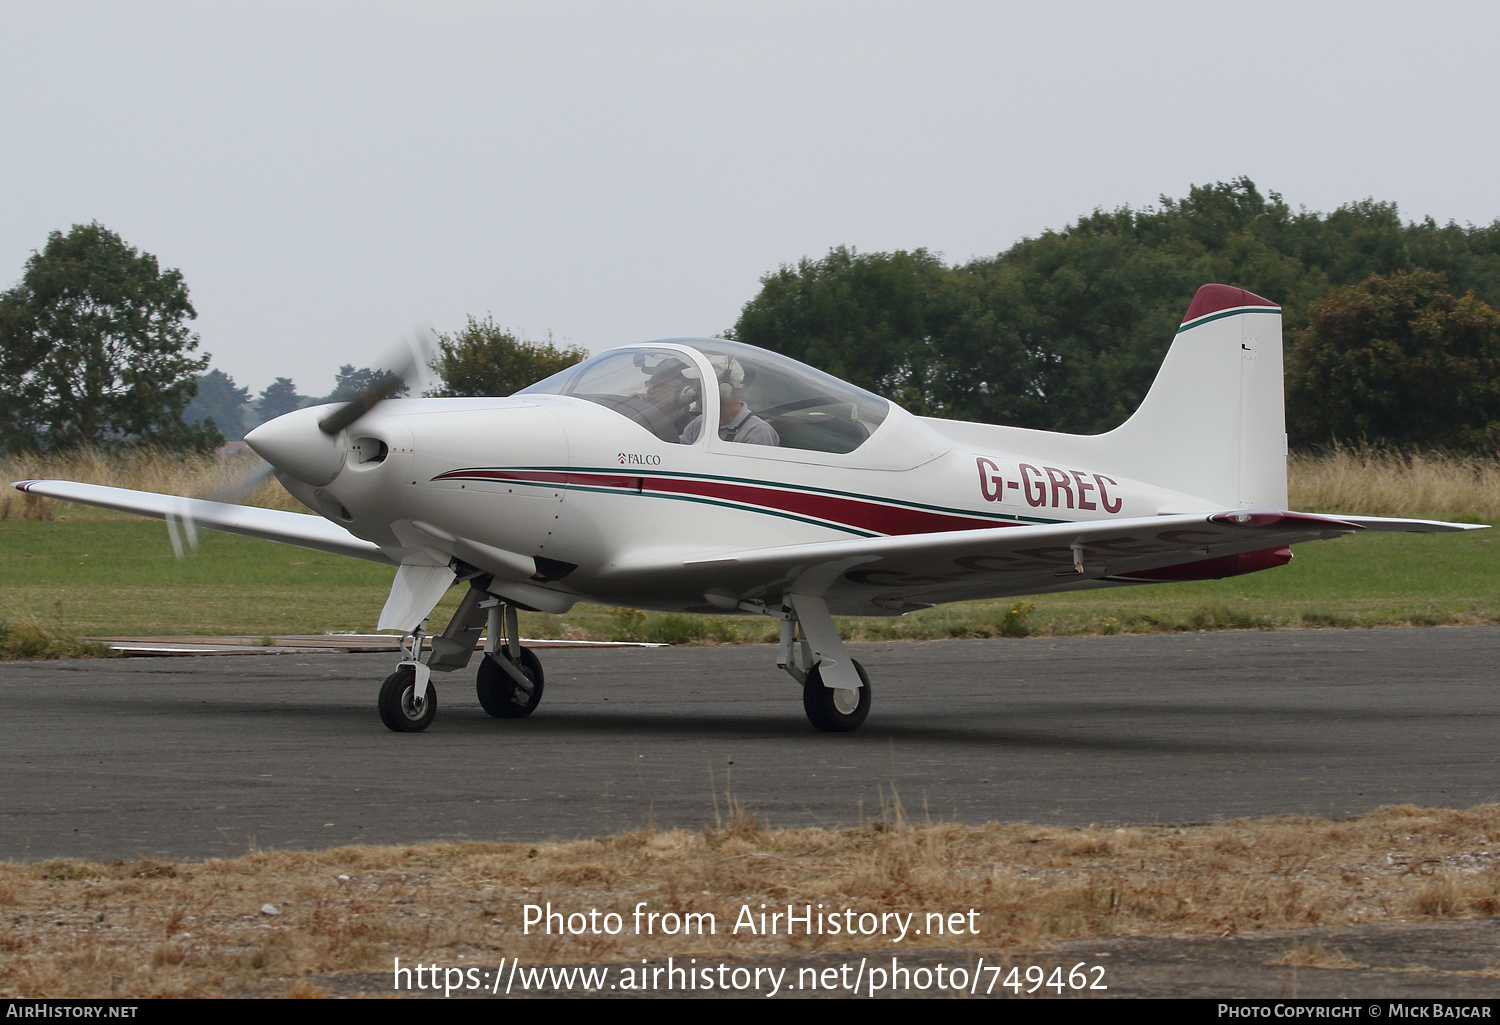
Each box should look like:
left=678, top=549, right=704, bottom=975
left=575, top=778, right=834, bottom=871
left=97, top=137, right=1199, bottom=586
left=246, top=339, right=1286, bottom=616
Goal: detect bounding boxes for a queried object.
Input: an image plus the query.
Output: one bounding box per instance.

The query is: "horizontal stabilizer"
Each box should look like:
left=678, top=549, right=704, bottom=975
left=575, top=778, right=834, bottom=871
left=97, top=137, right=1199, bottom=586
left=1320, top=515, right=1489, bottom=534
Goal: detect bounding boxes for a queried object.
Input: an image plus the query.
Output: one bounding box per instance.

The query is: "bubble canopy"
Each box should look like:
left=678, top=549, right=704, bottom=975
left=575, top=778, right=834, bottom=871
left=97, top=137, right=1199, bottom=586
left=517, top=339, right=890, bottom=453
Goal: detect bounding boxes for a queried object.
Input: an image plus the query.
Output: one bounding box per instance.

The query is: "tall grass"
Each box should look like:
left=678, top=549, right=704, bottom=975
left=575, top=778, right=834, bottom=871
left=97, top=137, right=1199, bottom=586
left=6, top=445, right=1497, bottom=523
left=1289, top=446, right=1500, bottom=523
left=1, top=447, right=302, bottom=519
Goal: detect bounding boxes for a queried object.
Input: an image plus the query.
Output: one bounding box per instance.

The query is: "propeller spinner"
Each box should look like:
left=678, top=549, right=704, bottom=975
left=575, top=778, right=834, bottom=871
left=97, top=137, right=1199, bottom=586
left=177, top=336, right=429, bottom=555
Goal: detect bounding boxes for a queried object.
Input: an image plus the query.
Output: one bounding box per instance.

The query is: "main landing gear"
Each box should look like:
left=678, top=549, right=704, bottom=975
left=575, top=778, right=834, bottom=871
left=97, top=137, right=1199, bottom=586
left=378, top=583, right=546, bottom=732
left=476, top=644, right=544, bottom=718
left=771, top=593, right=871, bottom=733
left=802, top=660, right=871, bottom=732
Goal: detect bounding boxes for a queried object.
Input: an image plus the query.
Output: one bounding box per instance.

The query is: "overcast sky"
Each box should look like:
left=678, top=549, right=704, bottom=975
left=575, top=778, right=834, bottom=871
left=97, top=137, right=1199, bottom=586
left=4, top=1, right=1498, bottom=396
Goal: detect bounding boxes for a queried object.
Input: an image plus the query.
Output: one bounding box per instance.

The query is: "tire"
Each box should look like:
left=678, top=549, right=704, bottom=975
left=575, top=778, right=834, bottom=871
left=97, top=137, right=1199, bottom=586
left=379, top=666, right=436, bottom=733
left=802, top=659, right=870, bottom=732
left=476, top=646, right=545, bottom=718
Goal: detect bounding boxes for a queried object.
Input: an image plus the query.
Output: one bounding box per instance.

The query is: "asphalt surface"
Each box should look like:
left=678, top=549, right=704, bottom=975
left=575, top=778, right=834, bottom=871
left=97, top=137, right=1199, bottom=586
left=3, top=626, right=1497, bottom=861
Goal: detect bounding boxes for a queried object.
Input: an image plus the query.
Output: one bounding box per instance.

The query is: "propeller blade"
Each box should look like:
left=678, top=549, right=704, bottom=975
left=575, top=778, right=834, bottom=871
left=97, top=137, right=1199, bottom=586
left=194, top=328, right=433, bottom=555
left=160, top=453, right=278, bottom=558
left=317, top=369, right=409, bottom=435
left=203, top=456, right=278, bottom=505
left=165, top=508, right=186, bottom=559
left=315, top=332, right=431, bottom=436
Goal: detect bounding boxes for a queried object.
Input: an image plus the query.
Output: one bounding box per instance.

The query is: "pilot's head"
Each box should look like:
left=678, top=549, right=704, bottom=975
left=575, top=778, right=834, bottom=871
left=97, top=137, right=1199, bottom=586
left=644, top=357, right=694, bottom=414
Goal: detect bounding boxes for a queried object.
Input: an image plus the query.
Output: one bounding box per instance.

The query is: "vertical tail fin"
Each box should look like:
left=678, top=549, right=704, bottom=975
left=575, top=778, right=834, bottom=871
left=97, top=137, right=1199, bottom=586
left=1103, top=284, right=1287, bottom=510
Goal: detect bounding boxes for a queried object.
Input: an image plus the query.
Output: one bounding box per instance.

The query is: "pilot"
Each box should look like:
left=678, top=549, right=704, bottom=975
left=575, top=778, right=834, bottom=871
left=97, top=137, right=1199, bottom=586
left=680, top=356, right=780, bottom=446
left=639, top=357, right=699, bottom=436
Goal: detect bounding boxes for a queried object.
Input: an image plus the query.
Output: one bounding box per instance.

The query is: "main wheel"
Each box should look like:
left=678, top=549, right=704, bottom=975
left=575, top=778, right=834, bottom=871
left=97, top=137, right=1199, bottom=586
left=379, top=666, right=436, bottom=733
left=802, top=659, right=871, bottom=732
left=476, top=645, right=545, bottom=718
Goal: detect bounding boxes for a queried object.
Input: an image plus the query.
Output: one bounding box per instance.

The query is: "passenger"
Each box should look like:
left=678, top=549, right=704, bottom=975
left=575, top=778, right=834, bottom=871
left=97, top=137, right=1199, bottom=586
left=680, top=356, right=779, bottom=446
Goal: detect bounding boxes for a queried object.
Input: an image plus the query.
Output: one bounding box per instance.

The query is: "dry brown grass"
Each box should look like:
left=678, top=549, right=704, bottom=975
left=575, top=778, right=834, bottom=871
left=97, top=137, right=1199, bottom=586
left=1, top=448, right=301, bottom=520
left=1288, top=446, right=1500, bottom=524
left=1268, top=936, right=1368, bottom=970
left=2, top=802, right=1497, bottom=998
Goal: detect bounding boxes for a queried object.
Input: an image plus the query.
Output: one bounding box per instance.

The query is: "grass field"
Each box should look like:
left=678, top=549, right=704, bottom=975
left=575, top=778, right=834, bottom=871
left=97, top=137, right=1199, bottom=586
left=2, top=802, right=1497, bottom=997
left=1, top=446, right=1497, bottom=652
left=0, top=518, right=1496, bottom=647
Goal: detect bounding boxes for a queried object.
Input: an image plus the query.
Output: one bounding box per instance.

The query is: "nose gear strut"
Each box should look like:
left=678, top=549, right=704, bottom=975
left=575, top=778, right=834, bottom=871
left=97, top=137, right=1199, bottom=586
left=376, top=578, right=548, bottom=732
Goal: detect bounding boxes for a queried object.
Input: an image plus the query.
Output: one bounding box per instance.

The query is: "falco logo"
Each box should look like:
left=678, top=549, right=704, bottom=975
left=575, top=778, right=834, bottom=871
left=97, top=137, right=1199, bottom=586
left=618, top=452, right=662, bottom=466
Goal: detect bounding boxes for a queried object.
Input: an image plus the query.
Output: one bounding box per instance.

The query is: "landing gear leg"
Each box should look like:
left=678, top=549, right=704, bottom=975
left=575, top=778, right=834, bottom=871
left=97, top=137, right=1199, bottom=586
left=379, top=619, right=436, bottom=732
left=775, top=593, right=870, bottom=733
left=476, top=599, right=545, bottom=718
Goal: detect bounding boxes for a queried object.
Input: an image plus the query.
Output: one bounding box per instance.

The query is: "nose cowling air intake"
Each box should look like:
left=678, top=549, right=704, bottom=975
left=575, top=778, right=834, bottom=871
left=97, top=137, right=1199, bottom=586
left=245, top=406, right=348, bottom=486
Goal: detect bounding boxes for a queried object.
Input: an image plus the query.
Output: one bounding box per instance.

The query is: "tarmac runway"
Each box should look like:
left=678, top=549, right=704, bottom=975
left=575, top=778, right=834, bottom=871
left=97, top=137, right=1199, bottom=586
left=2, top=626, right=1497, bottom=861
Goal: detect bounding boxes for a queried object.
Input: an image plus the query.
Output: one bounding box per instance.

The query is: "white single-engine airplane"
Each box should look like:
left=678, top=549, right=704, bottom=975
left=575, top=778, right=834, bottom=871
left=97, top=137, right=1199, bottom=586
left=13, top=285, right=1485, bottom=733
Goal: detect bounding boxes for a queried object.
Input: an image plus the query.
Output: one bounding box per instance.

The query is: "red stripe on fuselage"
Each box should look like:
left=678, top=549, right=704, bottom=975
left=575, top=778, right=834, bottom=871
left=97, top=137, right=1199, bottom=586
left=432, top=468, right=574, bottom=487
left=430, top=468, right=1011, bottom=535
left=642, top=475, right=1005, bottom=535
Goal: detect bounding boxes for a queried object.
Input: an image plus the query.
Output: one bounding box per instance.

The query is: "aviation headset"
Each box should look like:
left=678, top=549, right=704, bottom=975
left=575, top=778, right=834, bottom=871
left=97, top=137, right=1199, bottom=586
left=677, top=355, right=744, bottom=401
left=642, top=353, right=745, bottom=405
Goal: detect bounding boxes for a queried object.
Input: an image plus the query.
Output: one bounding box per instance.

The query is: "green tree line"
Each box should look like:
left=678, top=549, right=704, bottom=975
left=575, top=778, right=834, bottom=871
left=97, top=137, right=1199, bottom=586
left=729, top=178, right=1500, bottom=450
left=8, top=185, right=1499, bottom=456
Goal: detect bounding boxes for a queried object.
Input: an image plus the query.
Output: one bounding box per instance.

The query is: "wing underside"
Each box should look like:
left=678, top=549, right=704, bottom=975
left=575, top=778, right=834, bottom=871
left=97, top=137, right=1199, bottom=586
left=598, top=511, right=1484, bottom=616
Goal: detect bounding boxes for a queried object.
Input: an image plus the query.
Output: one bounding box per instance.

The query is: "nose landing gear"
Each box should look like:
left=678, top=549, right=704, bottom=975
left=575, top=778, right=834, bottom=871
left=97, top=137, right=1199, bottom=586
left=378, top=664, right=437, bottom=732
left=377, top=583, right=546, bottom=732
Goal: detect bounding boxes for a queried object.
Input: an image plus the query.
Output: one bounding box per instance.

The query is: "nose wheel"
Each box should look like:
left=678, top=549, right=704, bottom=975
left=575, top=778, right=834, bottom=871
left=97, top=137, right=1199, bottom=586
left=379, top=620, right=439, bottom=733
left=378, top=665, right=437, bottom=732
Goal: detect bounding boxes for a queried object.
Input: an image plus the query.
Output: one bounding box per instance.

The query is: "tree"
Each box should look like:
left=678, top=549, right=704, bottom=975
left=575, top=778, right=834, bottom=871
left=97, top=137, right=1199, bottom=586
left=0, top=222, right=214, bottom=451
left=327, top=364, right=410, bottom=403
left=254, top=377, right=307, bottom=423
left=427, top=316, right=587, bottom=397
left=183, top=369, right=250, bottom=441
left=1287, top=271, right=1500, bottom=450
left=729, top=247, right=960, bottom=414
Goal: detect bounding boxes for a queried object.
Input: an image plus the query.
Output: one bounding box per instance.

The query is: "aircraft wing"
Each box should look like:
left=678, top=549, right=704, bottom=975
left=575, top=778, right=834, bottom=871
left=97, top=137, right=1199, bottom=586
left=11, top=480, right=395, bottom=565
left=605, top=510, right=1485, bottom=616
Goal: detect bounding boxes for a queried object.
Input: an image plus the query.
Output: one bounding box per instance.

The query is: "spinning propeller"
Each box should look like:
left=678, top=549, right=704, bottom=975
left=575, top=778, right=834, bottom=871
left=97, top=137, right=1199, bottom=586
left=166, top=332, right=431, bottom=557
